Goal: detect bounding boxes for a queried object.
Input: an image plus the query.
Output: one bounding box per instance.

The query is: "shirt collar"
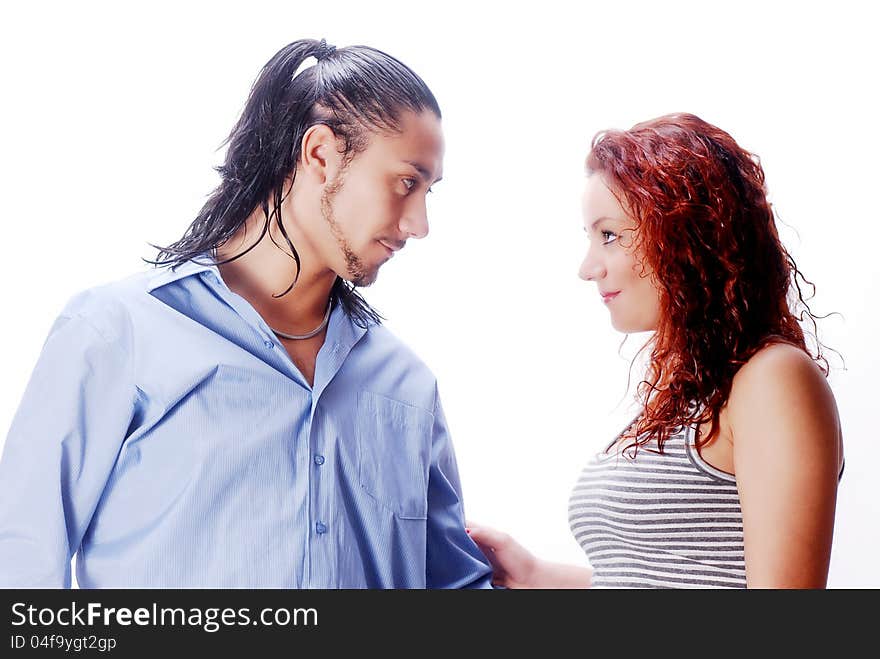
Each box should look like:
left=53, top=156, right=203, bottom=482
left=326, top=298, right=369, bottom=354
left=146, top=254, right=370, bottom=352
left=146, top=256, right=219, bottom=293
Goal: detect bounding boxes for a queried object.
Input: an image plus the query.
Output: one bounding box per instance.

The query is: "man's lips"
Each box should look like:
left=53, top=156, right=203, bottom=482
left=378, top=240, right=405, bottom=256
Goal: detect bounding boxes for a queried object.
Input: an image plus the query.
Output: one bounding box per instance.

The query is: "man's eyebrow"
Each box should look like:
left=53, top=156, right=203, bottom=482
left=404, top=160, right=442, bottom=184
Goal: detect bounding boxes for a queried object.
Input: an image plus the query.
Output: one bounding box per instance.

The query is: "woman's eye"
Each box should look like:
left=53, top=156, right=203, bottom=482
left=402, top=178, right=416, bottom=191
left=601, top=230, right=618, bottom=245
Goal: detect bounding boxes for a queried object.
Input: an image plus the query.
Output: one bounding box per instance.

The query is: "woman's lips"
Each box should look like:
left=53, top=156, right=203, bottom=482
left=601, top=291, right=620, bottom=304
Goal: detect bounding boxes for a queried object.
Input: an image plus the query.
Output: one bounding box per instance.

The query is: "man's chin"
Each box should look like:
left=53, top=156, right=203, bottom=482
left=348, top=267, right=380, bottom=288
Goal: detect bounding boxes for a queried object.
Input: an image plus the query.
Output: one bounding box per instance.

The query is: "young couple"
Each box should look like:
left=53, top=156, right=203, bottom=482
left=0, top=39, right=842, bottom=589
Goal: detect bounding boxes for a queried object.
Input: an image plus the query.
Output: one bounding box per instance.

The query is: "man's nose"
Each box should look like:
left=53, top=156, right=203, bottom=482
left=400, top=197, right=429, bottom=239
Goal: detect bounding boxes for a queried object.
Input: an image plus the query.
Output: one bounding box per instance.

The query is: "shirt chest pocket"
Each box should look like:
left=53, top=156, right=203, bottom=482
left=356, top=390, right=432, bottom=520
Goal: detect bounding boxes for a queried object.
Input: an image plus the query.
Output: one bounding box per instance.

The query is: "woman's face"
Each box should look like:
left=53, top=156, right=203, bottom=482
left=578, top=174, right=661, bottom=333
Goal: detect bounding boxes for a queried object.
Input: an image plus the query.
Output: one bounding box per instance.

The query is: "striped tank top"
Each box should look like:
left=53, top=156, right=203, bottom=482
left=568, top=422, right=747, bottom=588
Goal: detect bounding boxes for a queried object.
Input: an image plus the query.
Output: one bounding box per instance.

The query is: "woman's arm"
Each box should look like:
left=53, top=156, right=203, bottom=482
left=727, top=343, right=842, bottom=588
left=466, top=523, right=592, bottom=588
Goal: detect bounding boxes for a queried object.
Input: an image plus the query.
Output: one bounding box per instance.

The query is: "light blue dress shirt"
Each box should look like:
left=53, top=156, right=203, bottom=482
left=0, top=258, right=492, bottom=588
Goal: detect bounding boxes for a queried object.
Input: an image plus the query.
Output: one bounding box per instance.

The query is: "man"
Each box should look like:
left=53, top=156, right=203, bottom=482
left=0, top=38, right=492, bottom=588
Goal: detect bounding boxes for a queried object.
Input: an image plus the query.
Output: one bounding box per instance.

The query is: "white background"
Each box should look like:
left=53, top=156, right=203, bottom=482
left=1, top=1, right=877, bottom=587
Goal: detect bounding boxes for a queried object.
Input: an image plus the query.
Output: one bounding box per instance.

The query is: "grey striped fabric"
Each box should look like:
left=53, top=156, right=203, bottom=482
left=568, top=423, right=747, bottom=589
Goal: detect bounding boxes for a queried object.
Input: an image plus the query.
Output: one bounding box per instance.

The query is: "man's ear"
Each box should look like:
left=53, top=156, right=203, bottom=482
left=299, top=124, right=344, bottom=184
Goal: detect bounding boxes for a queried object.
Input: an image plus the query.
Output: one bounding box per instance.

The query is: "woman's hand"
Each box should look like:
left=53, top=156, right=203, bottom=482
left=466, top=522, right=541, bottom=588
left=467, top=522, right=593, bottom=589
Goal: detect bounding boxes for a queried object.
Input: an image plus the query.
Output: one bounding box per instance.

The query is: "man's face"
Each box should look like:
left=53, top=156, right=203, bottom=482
left=313, top=110, right=444, bottom=286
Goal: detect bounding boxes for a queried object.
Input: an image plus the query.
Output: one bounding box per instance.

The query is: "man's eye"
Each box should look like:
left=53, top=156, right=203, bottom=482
left=601, top=230, right=618, bottom=245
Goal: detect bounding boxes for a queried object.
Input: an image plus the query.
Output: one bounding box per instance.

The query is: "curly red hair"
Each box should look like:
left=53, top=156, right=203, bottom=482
left=586, top=113, right=828, bottom=451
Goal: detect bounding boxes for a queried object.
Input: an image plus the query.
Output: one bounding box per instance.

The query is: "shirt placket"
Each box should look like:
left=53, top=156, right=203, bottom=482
left=305, top=340, right=348, bottom=588
left=305, top=401, right=335, bottom=588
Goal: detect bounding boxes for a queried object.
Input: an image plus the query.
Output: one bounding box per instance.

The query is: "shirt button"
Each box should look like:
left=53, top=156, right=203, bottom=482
left=314, top=455, right=325, bottom=466
left=264, top=339, right=274, bottom=350
left=315, top=522, right=327, bottom=534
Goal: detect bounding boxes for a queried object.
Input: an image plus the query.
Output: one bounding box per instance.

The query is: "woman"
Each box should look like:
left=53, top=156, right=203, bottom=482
left=468, top=113, right=843, bottom=589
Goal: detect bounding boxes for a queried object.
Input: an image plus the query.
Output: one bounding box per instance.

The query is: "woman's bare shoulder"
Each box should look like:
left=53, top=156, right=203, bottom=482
left=727, top=342, right=840, bottom=461
left=730, top=342, right=829, bottom=404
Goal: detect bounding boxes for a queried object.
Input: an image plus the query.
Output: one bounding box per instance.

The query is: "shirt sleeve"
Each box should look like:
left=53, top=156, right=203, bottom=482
left=0, top=310, right=137, bottom=587
left=425, top=384, right=493, bottom=589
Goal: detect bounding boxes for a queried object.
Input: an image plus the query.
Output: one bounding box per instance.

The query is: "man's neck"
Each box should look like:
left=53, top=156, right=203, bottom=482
left=216, top=212, right=336, bottom=335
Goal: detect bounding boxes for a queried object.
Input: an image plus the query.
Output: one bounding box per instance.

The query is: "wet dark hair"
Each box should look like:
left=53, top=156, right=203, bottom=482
left=149, top=38, right=441, bottom=327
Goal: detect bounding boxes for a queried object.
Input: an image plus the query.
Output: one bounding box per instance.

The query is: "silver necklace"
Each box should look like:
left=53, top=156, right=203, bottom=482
left=269, top=301, right=332, bottom=340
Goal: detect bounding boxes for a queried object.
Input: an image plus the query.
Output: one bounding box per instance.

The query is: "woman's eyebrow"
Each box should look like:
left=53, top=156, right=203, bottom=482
left=589, top=216, right=614, bottom=231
